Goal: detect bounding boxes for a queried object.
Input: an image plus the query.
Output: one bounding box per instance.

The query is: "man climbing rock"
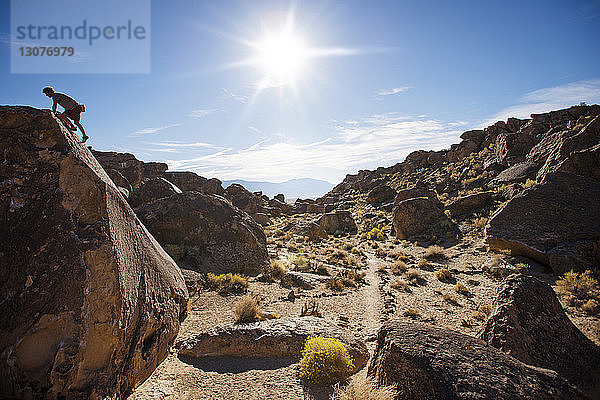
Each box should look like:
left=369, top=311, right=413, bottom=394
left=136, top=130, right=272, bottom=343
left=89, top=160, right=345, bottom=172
left=42, top=86, right=88, bottom=142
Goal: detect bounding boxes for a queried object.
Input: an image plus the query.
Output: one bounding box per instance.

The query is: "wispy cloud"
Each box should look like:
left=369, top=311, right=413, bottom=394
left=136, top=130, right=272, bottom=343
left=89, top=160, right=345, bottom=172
left=161, top=113, right=464, bottom=183
left=222, top=88, right=248, bottom=103
left=375, top=86, right=410, bottom=97
left=188, top=108, right=219, bottom=118
left=148, top=141, right=220, bottom=148
left=487, top=79, right=600, bottom=124
left=129, top=123, right=181, bottom=137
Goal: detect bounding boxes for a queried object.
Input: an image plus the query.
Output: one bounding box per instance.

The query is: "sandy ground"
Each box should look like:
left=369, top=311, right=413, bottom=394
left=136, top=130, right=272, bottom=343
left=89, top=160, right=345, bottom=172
left=129, top=216, right=600, bottom=400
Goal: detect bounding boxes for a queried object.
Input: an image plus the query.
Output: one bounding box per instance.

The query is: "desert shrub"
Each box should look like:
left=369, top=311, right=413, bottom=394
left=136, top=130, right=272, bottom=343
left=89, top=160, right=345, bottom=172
left=403, top=308, right=420, bottom=318
left=262, top=259, right=287, bottom=281
left=366, top=227, right=385, bottom=241
left=473, top=216, right=488, bottom=231
left=556, top=270, right=600, bottom=314
left=375, top=248, right=388, bottom=258
left=332, top=374, right=396, bottom=400
left=389, top=250, right=408, bottom=261
left=290, top=255, right=313, bottom=272
left=326, top=277, right=346, bottom=291
left=442, top=293, right=460, bottom=306
left=390, top=278, right=410, bottom=292
left=424, top=245, right=447, bottom=260
left=435, top=268, right=453, bottom=282
left=300, top=299, right=322, bottom=317
left=417, top=258, right=432, bottom=269
left=343, top=269, right=366, bottom=284
left=377, top=265, right=388, bottom=274
left=316, top=264, right=332, bottom=276
left=406, top=268, right=424, bottom=285
left=454, top=282, right=470, bottom=295
left=206, top=273, right=248, bottom=294
left=471, top=310, right=487, bottom=321
left=391, top=260, right=407, bottom=275
left=298, top=336, right=355, bottom=385
left=234, top=295, right=261, bottom=323
left=523, top=178, right=536, bottom=188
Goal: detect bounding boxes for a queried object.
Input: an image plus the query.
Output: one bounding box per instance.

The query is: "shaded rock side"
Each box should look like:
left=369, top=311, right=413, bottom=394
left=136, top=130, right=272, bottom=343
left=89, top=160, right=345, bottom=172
left=129, top=177, right=182, bottom=208
left=485, top=172, right=600, bottom=273
left=392, top=197, right=449, bottom=239
left=368, top=320, right=585, bottom=400
left=136, top=192, right=268, bottom=275
left=318, top=211, right=357, bottom=234
left=479, top=274, right=600, bottom=399
left=163, top=171, right=224, bottom=195
left=446, top=191, right=493, bottom=219
left=367, top=185, right=396, bottom=204
left=177, top=317, right=369, bottom=374
left=0, top=107, right=188, bottom=399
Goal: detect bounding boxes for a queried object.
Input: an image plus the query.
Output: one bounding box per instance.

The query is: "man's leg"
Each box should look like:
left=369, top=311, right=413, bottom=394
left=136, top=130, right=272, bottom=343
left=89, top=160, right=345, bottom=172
left=75, top=121, right=88, bottom=142
left=58, top=113, right=77, bottom=131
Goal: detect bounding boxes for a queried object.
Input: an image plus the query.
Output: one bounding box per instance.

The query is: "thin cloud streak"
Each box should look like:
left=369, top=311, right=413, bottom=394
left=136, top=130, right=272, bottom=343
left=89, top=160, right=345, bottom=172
left=130, top=123, right=181, bottom=137
left=188, top=108, right=220, bottom=118
left=376, top=86, right=410, bottom=97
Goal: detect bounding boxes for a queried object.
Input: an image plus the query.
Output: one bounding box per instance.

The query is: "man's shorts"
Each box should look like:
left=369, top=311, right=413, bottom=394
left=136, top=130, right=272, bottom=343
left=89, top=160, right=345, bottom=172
left=64, top=105, right=83, bottom=122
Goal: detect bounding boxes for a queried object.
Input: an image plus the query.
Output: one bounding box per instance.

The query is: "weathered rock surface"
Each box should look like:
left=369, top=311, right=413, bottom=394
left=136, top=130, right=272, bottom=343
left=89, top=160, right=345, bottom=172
left=177, top=317, right=369, bottom=373
left=163, top=171, right=224, bottom=195
left=367, top=185, right=396, bottom=204
left=489, top=161, right=539, bottom=186
left=180, top=268, right=205, bottom=294
left=318, top=211, right=357, bottom=235
left=282, top=271, right=330, bottom=289
left=368, top=320, right=584, bottom=400
left=92, top=149, right=145, bottom=189
left=557, top=142, right=600, bottom=181
left=392, top=197, right=449, bottom=239
left=0, top=107, right=188, bottom=399
left=284, top=220, right=328, bottom=241
left=447, top=191, right=493, bottom=218
left=479, top=275, right=600, bottom=399
left=486, top=172, right=600, bottom=273
left=129, top=177, right=182, bottom=208
left=224, top=183, right=262, bottom=214
left=136, top=192, right=268, bottom=275
left=251, top=212, right=272, bottom=226
left=393, top=187, right=437, bottom=203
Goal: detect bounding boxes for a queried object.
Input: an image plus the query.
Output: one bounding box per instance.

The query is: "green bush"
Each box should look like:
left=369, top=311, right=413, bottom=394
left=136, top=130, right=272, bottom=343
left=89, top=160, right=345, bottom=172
left=298, top=336, right=355, bottom=385
left=206, top=273, right=248, bottom=294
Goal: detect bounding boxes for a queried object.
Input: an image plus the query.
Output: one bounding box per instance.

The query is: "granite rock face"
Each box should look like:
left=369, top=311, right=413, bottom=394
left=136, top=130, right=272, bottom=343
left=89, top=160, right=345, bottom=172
left=486, top=172, right=600, bottom=273
left=177, top=317, right=369, bottom=374
left=0, top=107, right=188, bottom=399
left=318, top=211, right=357, bottom=235
left=479, top=275, right=600, bottom=399
left=392, top=197, right=449, bottom=239
left=136, top=192, right=269, bottom=275
left=368, top=320, right=584, bottom=400
left=129, top=177, right=182, bottom=208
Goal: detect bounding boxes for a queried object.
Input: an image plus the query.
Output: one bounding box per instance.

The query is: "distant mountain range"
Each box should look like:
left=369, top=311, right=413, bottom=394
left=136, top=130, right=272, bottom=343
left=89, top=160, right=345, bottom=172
left=222, top=178, right=334, bottom=201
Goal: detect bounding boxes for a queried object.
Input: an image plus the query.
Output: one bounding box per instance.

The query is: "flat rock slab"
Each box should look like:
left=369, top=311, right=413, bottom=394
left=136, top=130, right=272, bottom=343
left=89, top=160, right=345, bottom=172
left=486, top=172, right=600, bottom=274
left=479, top=274, right=600, bottom=399
left=283, top=271, right=331, bottom=289
left=176, top=317, right=369, bottom=374
left=368, top=321, right=585, bottom=400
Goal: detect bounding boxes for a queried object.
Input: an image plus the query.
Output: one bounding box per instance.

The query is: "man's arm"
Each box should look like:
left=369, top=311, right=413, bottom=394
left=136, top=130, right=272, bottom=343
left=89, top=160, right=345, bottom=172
left=52, top=98, right=57, bottom=113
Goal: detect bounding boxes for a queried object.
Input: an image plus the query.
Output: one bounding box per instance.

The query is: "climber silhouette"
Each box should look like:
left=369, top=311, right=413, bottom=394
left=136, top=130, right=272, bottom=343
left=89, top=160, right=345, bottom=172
left=43, top=87, right=88, bottom=143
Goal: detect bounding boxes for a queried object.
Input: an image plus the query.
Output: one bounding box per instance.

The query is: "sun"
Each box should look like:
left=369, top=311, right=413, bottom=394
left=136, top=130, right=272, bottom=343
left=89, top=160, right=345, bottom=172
left=256, top=30, right=309, bottom=87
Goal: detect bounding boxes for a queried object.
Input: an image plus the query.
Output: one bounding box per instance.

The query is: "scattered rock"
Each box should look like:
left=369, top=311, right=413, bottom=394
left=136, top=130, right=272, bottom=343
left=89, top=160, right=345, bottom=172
left=479, top=275, right=600, bottom=399
left=393, top=187, right=437, bottom=203
left=283, top=271, right=330, bottom=289
left=392, top=197, right=449, bottom=239
left=274, top=193, right=285, bottom=202
left=251, top=212, right=272, bottom=226
left=367, top=185, right=396, bottom=204
left=225, top=183, right=262, bottom=214
left=129, top=177, right=182, bottom=208
left=181, top=268, right=205, bottom=294
left=0, top=107, right=188, bottom=399
left=92, top=149, right=145, bottom=188
left=447, top=191, right=493, bottom=219
left=495, top=132, right=536, bottom=166
left=368, top=320, right=584, bottom=400
left=486, top=172, right=600, bottom=273
left=557, top=143, right=600, bottom=181
left=318, top=211, right=357, bottom=235
left=488, top=161, right=539, bottom=186
left=177, top=317, right=369, bottom=374
left=136, top=192, right=268, bottom=275
left=164, top=172, right=224, bottom=195
left=285, top=221, right=328, bottom=241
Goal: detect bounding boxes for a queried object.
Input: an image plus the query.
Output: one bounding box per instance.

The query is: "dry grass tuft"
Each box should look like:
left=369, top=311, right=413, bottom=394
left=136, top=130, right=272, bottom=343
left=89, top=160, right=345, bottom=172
left=332, top=374, right=396, bottom=400
left=435, top=268, right=453, bottom=282
left=405, top=268, right=425, bottom=285
left=390, top=278, right=410, bottom=292
left=442, top=293, right=460, bottom=306
left=391, top=260, right=408, bottom=275
left=403, top=308, right=420, bottom=318
left=454, top=282, right=470, bottom=295
left=300, top=299, right=322, bottom=317
left=206, top=273, right=248, bottom=294
left=234, top=295, right=261, bottom=323
left=556, top=270, right=600, bottom=315
left=424, top=245, right=447, bottom=260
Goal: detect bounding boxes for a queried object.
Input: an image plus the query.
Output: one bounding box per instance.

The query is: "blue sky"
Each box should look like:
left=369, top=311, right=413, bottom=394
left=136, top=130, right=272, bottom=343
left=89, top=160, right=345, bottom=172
left=1, top=0, right=600, bottom=183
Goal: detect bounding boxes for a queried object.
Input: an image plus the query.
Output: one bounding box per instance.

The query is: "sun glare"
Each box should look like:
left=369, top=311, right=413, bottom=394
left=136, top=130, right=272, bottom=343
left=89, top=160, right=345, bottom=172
left=256, top=31, right=308, bottom=87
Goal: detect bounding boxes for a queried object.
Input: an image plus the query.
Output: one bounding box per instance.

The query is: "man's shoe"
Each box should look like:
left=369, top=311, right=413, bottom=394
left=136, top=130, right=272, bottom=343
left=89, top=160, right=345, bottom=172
left=82, top=135, right=89, bottom=143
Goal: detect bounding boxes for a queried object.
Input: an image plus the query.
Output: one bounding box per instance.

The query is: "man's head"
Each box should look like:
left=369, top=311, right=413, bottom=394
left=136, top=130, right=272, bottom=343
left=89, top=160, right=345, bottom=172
left=42, top=86, right=55, bottom=97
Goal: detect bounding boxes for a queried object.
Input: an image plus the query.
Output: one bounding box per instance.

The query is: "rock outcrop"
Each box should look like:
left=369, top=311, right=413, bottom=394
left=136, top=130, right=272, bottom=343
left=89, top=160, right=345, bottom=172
left=479, top=275, right=600, bottom=399
left=129, top=177, right=182, bottom=208
left=486, top=172, right=600, bottom=273
left=177, top=317, right=369, bottom=374
left=446, top=191, right=493, bottom=219
left=366, top=185, right=396, bottom=204
left=0, top=107, right=188, bottom=399
left=368, top=320, right=584, bottom=400
left=136, top=192, right=268, bottom=275
left=318, top=211, right=357, bottom=235
left=392, top=197, right=449, bottom=239
left=163, top=171, right=224, bottom=195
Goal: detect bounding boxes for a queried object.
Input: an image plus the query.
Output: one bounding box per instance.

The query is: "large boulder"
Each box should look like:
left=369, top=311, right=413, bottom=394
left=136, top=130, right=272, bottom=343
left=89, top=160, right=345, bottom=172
left=0, top=107, right=188, bottom=399
left=224, top=183, right=261, bottom=214
left=163, top=171, right=224, bottom=195
left=393, top=187, right=436, bottom=203
left=177, top=317, right=369, bottom=374
left=136, top=192, right=268, bottom=275
left=368, top=321, right=584, bottom=400
left=129, top=177, right=182, bottom=208
left=557, top=143, right=600, bottom=181
left=488, top=161, right=539, bottom=186
left=284, top=221, right=328, bottom=241
left=479, top=275, right=600, bottom=399
left=91, top=149, right=145, bottom=188
left=495, top=132, right=536, bottom=166
left=486, top=172, right=600, bottom=273
left=318, top=211, right=357, bottom=234
left=367, top=185, right=396, bottom=204
left=392, top=197, right=449, bottom=239
left=446, top=191, right=493, bottom=219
